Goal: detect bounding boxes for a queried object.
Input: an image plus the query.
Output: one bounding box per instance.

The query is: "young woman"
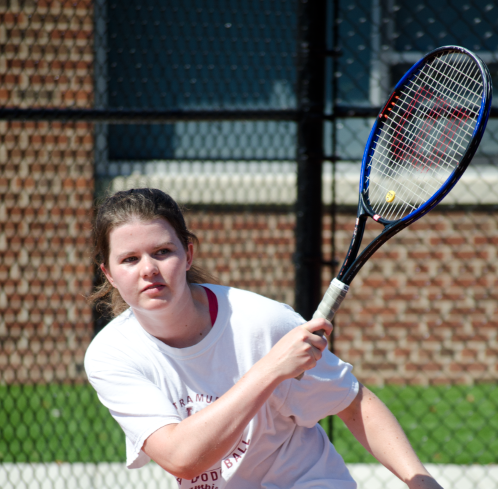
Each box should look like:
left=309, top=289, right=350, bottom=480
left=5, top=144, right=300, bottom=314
left=85, top=188, right=443, bottom=489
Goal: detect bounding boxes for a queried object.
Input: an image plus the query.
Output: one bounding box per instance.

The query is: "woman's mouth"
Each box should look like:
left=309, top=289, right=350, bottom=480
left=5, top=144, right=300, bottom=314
left=142, top=283, right=166, bottom=293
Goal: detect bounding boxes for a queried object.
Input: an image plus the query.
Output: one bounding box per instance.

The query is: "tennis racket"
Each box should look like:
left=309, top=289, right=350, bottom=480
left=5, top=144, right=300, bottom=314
left=297, top=45, right=492, bottom=380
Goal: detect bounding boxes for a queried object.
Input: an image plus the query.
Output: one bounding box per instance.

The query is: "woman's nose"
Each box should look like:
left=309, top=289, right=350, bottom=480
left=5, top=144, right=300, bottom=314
left=141, top=256, right=159, bottom=276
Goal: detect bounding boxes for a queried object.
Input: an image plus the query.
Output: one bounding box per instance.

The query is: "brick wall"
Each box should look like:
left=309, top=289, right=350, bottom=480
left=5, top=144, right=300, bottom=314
left=2, top=191, right=497, bottom=386
left=0, top=0, right=94, bottom=383
left=189, top=210, right=297, bottom=306
left=190, top=209, right=498, bottom=386
left=331, top=211, right=498, bottom=386
left=0, top=0, right=93, bottom=108
left=0, top=0, right=496, bottom=386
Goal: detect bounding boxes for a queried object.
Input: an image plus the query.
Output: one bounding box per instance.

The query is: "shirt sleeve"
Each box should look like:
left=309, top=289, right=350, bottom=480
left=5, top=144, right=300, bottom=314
left=86, top=361, right=181, bottom=469
left=274, top=350, right=359, bottom=427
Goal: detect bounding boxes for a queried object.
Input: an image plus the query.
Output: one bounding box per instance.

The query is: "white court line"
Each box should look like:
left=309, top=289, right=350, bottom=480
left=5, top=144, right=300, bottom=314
left=0, top=463, right=497, bottom=489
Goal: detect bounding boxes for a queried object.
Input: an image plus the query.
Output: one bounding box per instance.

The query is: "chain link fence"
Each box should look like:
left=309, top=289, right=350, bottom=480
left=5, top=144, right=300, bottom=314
left=0, top=1, right=497, bottom=488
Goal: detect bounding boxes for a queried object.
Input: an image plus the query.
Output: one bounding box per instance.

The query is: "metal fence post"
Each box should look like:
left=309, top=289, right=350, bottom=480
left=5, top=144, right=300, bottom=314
left=294, top=0, right=327, bottom=319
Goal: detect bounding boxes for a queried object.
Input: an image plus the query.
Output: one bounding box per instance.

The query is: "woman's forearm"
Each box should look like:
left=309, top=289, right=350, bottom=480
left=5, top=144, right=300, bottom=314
left=144, top=358, right=280, bottom=479
left=337, top=384, right=443, bottom=489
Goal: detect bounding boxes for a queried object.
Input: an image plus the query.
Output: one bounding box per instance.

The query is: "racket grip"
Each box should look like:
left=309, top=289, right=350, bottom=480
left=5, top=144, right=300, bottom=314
left=313, top=278, right=350, bottom=322
left=295, top=278, right=350, bottom=381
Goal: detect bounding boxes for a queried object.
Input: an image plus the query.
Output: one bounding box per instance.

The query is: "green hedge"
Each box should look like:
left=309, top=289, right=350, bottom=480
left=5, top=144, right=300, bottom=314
left=1, top=384, right=497, bottom=464
left=322, top=384, right=498, bottom=465
left=0, top=384, right=124, bottom=463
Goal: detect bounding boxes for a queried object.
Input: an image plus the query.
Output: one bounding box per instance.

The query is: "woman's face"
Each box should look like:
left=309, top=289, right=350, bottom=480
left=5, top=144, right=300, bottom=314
left=101, top=218, right=193, bottom=314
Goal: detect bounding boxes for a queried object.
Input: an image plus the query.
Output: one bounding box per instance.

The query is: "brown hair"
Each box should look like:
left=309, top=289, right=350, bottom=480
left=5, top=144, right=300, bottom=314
left=89, top=188, right=217, bottom=317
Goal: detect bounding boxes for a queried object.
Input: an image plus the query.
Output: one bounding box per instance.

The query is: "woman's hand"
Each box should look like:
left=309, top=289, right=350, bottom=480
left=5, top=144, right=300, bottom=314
left=259, top=318, right=333, bottom=381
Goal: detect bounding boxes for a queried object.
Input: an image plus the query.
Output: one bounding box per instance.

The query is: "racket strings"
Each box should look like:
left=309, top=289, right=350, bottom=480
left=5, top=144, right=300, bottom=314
left=368, top=51, right=483, bottom=221
left=368, top=111, right=462, bottom=217
left=371, top=91, right=470, bottom=189
left=388, top=53, right=477, bottom=170
left=372, top=53, right=480, bottom=219
left=374, top=93, right=469, bottom=178
left=418, top=57, right=482, bottom=108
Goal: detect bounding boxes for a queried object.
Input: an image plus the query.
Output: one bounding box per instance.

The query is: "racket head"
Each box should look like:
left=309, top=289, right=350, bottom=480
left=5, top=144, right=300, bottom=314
left=359, top=45, right=492, bottom=225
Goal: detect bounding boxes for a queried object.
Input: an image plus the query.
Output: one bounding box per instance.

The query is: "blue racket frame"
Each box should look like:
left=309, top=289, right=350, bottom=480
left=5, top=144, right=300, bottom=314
left=337, top=45, right=492, bottom=285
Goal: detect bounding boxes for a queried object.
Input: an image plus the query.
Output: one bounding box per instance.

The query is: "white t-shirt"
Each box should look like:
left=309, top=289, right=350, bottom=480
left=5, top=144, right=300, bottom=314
left=85, top=285, right=359, bottom=489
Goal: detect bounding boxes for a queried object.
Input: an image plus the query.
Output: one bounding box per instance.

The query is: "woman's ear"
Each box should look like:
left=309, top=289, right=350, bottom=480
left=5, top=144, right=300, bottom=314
left=186, top=243, right=194, bottom=271
left=100, top=263, right=116, bottom=287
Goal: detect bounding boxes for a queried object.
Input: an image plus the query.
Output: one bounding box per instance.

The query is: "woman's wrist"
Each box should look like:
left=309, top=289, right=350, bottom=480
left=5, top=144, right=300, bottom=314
left=248, top=355, right=287, bottom=389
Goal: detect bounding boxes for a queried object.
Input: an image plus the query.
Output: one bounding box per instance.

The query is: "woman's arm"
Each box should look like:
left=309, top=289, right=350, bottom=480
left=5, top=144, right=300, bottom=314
left=337, top=384, right=443, bottom=489
left=142, top=318, right=332, bottom=480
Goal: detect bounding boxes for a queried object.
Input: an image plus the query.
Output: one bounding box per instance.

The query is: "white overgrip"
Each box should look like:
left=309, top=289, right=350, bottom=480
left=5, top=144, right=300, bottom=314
left=312, top=278, right=350, bottom=322
left=295, top=278, right=349, bottom=380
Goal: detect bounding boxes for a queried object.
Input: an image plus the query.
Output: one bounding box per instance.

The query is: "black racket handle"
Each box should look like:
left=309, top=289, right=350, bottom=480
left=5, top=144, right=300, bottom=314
left=295, top=279, right=349, bottom=380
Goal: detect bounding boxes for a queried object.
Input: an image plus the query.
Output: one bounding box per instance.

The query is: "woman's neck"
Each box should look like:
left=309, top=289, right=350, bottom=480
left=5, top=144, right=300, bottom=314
left=132, top=284, right=212, bottom=348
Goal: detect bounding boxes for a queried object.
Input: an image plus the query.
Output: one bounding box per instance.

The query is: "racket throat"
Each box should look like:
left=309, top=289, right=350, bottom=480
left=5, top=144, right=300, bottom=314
left=342, top=221, right=404, bottom=284
left=337, top=214, right=367, bottom=284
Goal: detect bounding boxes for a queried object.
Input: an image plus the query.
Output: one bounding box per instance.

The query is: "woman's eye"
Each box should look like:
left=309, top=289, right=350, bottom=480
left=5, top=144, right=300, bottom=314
left=157, top=249, right=170, bottom=255
left=122, top=256, right=137, bottom=263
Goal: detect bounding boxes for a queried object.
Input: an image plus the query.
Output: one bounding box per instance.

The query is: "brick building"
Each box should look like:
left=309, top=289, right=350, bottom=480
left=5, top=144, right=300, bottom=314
left=0, top=0, right=95, bottom=383
left=0, top=0, right=497, bottom=387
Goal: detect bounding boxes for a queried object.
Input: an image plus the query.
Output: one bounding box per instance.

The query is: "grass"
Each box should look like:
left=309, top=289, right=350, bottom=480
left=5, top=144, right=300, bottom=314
left=0, top=384, right=497, bottom=464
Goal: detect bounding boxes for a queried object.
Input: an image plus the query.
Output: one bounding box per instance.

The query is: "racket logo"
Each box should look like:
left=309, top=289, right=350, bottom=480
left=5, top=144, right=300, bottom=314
left=389, top=84, right=473, bottom=176
left=373, top=214, right=381, bottom=221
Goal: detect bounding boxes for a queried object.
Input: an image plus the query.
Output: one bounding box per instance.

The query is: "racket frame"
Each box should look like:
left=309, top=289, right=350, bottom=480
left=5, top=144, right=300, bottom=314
left=337, top=45, right=492, bottom=286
